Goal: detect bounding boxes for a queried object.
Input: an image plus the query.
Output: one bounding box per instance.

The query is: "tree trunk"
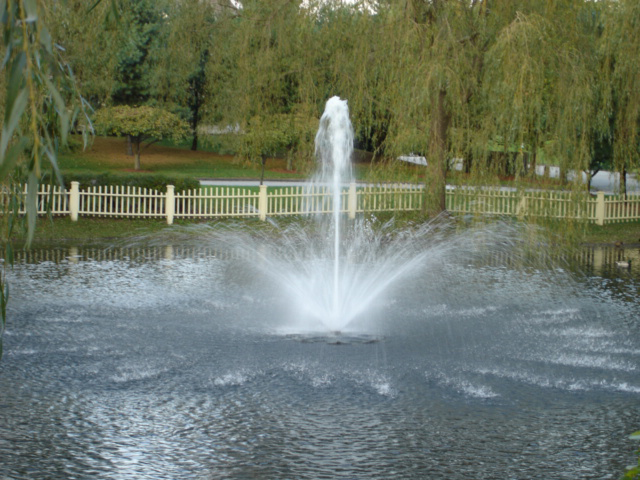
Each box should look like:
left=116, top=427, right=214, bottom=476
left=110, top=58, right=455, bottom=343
left=463, top=155, right=472, bottom=174
left=428, top=89, right=450, bottom=214
left=620, top=164, right=627, bottom=196
left=134, top=136, right=141, bottom=170
left=260, top=154, right=267, bottom=185
left=191, top=130, right=199, bottom=151
left=191, top=96, right=200, bottom=151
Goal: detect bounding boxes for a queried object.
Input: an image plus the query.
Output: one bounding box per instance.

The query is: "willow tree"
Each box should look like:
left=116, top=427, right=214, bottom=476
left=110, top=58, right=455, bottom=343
left=207, top=0, right=319, bottom=172
left=479, top=2, right=600, bottom=181
left=600, top=0, right=640, bottom=195
left=1, top=0, right=91, bottom=358
left=45, top=0, right=120, bottom=107
left=350, top=0, right=496, bottom=213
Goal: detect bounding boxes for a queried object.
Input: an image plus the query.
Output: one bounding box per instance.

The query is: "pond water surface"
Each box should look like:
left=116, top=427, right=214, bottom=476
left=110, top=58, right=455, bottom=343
left=0, top=242, right=638, bottom=479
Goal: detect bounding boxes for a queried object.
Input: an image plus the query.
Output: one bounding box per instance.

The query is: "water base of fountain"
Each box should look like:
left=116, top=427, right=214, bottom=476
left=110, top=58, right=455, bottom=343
left=286, top=333, right=382, bottom=345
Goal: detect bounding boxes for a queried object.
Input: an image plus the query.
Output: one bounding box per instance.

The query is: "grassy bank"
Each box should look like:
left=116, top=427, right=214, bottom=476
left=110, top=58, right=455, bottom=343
left=12, top=214, right=639, bottom=248
left=581, top=222, right=640, bottom=246
left=60, top=136, right=308, bottom=181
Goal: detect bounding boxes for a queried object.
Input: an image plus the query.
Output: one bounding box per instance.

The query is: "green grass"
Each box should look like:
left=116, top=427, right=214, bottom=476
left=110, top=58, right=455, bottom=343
left=9, top=212, right=636, bottom=248
left=59, top=135, right=308, bottom=181
left=581, top=222, right=640, bottom=246
left=12, top=217, right=172, bottom=246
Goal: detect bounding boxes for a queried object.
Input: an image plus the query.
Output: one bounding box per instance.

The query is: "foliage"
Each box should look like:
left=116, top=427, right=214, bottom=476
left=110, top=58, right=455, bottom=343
left=206, top=0, right=640, bottom=209
left=110, top=0, right=169, bottom=106
left=240, top=111, right=318, bottom=179
left=0, top=0, right=92, bottom=358
left=42, top=171, right=200, bottom=194
left=45, top=0, right=119, bottom=106
left=152, top=0, right=216, bottom=151
left=622, top=431, right=640, bottom=480
left=92, top=105, right=190, bottom=169
left=600, top=0, right=640, bottom=194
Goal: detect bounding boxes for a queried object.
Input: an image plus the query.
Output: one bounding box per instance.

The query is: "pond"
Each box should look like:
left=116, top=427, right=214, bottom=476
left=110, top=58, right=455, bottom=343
left=0, top=241, right=638, bottom=479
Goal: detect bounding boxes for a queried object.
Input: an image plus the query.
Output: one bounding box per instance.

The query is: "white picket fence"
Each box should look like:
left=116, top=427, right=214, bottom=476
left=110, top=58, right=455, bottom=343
left=7, top=181, right=640, bottom=225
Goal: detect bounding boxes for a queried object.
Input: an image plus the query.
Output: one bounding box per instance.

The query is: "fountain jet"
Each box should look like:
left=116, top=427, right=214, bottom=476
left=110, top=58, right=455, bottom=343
left=313, top=96, right=354, bottom=327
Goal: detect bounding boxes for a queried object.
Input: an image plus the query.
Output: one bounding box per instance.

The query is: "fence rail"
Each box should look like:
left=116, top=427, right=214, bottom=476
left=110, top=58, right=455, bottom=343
left=4, top=181, right=640, bottom=225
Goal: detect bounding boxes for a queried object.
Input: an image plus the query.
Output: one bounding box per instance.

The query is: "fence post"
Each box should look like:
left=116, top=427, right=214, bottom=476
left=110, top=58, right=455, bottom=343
left=166, top=185, right=175, bottom=225
left=258, top=184, right=268, bottom=221
left=516, top=195, right=527, bottom=218
left=348, top=182, right=357, bottom=219
left=595, top=191, right=605, bottom=226
left=69, top=181, right=79, bottom=221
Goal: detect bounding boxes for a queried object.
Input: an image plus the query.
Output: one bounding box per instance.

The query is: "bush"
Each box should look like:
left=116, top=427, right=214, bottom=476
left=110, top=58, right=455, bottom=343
left=622, top=431, right=640, bottom=480
left=41, top=173, right=200, bottom=193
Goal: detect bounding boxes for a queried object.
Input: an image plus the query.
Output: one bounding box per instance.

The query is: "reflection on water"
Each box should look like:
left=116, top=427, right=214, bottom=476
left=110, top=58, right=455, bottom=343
left=13, top=242, right=640, bottom=278
left=1, top=241, right=639, bottom=479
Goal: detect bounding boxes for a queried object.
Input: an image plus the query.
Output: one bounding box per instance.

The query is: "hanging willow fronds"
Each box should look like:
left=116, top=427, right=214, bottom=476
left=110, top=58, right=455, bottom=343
left=0, top=0, right=93, bottom=358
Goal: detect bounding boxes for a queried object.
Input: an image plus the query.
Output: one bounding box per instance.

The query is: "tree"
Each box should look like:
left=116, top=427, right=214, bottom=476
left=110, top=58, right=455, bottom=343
left=207, top=0, right=322, bottom=174
left=241, top=111, right=317, bottom=183
left=152, top=0, right=217, bottom=151
left=206, top=0, right=638, bottom=210
left=93, top=105, right=189, bottom=170
left=45, top=0, right=120, bottom=107
left=600, top=0, right=640, bottom=195
left=1, top=0, right=91, bottom=358
left=111, top=0, right=170, bottom=106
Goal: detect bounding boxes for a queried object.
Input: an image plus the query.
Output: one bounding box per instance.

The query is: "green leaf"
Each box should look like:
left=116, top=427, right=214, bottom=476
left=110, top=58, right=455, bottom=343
left=630, top=431, right=640, bottom=440
left=23, top=0, right=37, bottom=22
left=39, top=25, right=53, bottom=54
left=0, top=137, right=28, bottom=182
left=0, top=88, right=28, bottom=163
left=6, top=52, right=27, bottom=115
left=43, top=146, right=64, bottom=188
left=44, top=77, right=70, bottom=142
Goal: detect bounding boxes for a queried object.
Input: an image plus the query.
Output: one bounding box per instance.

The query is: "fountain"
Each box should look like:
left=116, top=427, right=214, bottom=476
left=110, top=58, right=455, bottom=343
left=0, top=98, right=638, bottom=479
left=314, top=96, right=354, bottom=329
left=218, top=96, right=502, bottom=334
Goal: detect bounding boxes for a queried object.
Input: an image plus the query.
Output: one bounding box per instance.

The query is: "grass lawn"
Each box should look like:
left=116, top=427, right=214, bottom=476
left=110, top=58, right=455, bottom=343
left=581, top=222, right=640, bottom=246
left=60, top=136, right=308, bottom=181
left=8, top=214, right=637, bottom=249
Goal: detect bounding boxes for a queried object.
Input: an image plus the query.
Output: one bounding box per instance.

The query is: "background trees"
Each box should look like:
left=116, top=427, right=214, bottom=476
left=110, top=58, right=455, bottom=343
left=600, top=0, right=640, bottom=195
left=6, top=0, right=640, bottom=197
left=35, top=0, right=640, bottom=203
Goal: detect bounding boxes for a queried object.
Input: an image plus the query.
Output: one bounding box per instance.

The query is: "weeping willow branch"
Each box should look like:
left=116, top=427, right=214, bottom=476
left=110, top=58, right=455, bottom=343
left=0, top=0, right=92, bottom=359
